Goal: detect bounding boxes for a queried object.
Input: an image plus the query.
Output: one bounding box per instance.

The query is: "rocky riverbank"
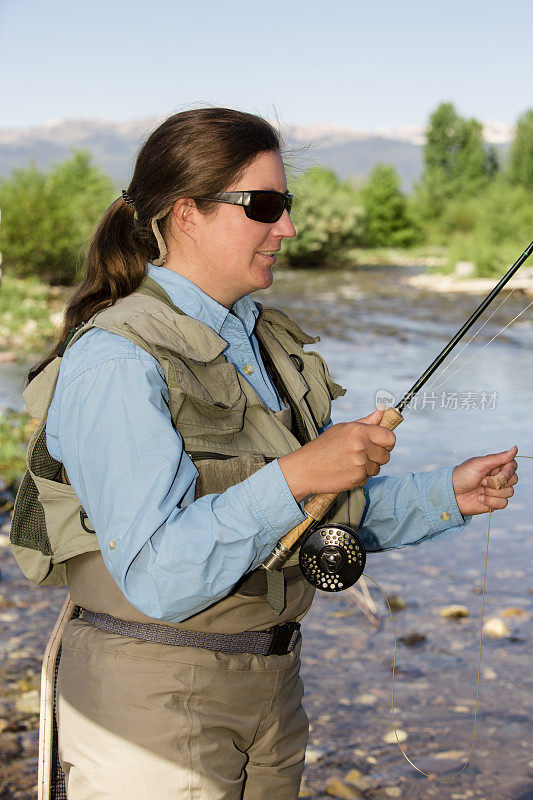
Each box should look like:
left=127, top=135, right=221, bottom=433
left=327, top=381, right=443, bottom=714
left=406, top=268, right=533, bottom=296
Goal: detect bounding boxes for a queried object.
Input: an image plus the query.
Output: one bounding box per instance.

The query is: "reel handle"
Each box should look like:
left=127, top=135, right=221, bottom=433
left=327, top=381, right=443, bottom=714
left=263, top=406, right=404, bottom=571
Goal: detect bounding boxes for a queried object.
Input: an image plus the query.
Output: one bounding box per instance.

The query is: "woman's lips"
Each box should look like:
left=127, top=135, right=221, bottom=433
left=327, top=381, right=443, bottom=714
left=257, top=251, right=277, bottom=263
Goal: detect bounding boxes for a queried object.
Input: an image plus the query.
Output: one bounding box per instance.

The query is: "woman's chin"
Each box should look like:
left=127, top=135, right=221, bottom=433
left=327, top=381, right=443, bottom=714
left=251, top=266, right=274, bottom=291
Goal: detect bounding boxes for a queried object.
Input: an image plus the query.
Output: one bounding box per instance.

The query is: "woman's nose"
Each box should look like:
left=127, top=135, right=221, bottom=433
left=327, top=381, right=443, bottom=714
left=275, top=209, right=296, bottom=239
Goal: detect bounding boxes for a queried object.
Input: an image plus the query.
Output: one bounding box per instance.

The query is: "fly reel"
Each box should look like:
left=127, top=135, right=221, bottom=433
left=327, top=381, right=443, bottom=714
left=299, top=523, right=366, bottom=591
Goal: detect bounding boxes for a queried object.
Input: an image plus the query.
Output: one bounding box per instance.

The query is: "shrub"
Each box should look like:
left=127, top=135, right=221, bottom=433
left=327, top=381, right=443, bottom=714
left=0, top=150, right=115, bottom=284
left=281, top=166, right=364, bottom=267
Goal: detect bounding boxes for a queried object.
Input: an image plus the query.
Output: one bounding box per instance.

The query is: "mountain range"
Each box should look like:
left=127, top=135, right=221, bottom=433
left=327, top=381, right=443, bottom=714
left=0, top=118, right=514, bottom=191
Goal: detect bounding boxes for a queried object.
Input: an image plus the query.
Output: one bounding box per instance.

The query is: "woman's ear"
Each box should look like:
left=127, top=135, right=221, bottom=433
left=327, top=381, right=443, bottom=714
left=171, top=198, right=198, bottom=239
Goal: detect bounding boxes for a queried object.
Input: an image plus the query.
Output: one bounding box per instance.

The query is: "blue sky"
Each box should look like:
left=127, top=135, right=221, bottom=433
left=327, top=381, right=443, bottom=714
left=1, top=0, right=532, bottom=130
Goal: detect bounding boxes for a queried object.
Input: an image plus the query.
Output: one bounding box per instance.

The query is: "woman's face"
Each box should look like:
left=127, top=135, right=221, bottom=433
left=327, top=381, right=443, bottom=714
left=170, top=150, right=296, bottom=308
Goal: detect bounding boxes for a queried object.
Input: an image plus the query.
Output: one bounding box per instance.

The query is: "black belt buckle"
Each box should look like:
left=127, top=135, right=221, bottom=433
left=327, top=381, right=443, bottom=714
left=266, top=621, right=300, bottom=656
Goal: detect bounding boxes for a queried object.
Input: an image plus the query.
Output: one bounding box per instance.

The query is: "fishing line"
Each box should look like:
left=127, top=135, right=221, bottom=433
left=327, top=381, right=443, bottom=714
left=423, top=299, right=533, bottom=396
left=363, top=454, right=530, bottom=781
left=402, top=298, right=533, bottom=421
left=412, top=287, right=518, bottom=396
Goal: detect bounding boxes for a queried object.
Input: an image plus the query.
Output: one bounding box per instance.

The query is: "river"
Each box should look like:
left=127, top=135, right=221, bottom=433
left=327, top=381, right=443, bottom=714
left=1, top=264, right=532, bottom=799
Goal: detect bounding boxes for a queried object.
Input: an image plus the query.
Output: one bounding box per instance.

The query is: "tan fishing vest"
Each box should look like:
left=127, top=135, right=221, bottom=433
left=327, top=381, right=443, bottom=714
left=10, top=275, right=366, bottom=632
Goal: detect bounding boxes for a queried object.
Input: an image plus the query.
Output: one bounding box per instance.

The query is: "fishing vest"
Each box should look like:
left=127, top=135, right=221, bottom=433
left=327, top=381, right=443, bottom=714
left=10, top=275, right=367, bottom=632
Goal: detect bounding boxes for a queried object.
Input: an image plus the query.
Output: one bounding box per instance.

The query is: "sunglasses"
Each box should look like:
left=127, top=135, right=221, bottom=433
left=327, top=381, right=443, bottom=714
left=203, top=190, right=293, bottom=223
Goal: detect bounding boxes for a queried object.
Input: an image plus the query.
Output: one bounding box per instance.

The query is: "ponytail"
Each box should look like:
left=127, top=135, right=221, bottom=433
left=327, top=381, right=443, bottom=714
left=27, top=196, right=146, bottom=383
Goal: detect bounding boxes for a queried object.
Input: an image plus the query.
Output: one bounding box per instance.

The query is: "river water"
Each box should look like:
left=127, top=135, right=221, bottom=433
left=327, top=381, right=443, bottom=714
left=1, top=264, right=532, bottom=799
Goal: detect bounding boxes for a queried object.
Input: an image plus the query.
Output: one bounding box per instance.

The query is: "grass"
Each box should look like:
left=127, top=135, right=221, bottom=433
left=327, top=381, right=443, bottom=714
left=0, top=410, right=37, bottom=492
left=0, top=272, right=67, bottom=496
left=0, top=272, right=69, bottom=358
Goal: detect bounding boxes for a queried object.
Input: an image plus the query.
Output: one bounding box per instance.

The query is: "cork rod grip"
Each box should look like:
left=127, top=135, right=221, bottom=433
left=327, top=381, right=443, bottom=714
left=273, top=406, right=404, bottom=555
left=277, top=493, right=339, bottom=550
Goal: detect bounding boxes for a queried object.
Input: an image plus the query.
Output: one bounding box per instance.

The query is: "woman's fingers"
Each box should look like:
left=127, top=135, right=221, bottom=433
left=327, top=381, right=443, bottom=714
left=481, top=485, right=515, bottom=499
left=365, top=460, right=381, bottom=478
left=366, top=442, right=391, bottom=467
left=488, top=459, right=518, bottom=479
left=478, top=495, right=509, bottom=510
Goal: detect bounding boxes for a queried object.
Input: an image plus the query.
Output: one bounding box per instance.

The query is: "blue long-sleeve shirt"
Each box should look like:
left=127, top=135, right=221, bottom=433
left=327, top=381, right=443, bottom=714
left=45, top=263, right=470, bottom=622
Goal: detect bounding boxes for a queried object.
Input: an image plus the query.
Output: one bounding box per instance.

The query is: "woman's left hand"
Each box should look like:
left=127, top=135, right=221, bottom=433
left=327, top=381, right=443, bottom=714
left=452, top=446, right=519, bottom=517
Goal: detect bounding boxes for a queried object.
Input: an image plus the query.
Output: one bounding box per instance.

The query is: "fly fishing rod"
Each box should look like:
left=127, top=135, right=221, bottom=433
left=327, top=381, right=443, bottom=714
left=263, top=240, right=533, bottom=590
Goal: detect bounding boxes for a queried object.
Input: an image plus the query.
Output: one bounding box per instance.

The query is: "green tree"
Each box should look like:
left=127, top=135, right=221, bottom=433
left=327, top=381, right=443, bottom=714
left=416, top=103, right=496, bottom=220
left=361, top=164, right=417, bottom=247
left=447, top=177, right=533, bottom=276
left=0, top=150, right=115, bottom=283
left=508, top=109, right=533, bottom=190
left=281, top=166, right=364, bottom=267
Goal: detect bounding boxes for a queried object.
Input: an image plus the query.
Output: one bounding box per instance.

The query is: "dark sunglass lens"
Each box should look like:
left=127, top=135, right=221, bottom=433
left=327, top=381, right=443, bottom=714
left=250, top=192, right=285, bottom=222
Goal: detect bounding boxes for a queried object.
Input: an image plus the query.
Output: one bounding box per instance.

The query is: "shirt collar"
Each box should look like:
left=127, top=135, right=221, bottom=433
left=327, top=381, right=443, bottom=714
left=146, top=263, right=259, bottom=336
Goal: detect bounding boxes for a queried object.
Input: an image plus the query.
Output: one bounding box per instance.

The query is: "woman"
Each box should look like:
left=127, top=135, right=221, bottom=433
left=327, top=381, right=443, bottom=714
left=11, top=107, right=518, bottom=800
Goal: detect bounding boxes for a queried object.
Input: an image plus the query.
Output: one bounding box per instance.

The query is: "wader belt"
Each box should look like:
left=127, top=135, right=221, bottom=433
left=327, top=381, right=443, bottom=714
left=80, top=609, right=301, bottom=656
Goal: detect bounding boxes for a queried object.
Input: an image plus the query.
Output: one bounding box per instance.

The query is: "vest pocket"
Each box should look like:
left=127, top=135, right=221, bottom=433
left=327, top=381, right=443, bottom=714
left=31, top=473, right=99, bottom=563
left=176, top=392, right=246, bottom=441
left=167, top=358, right=246, bottom=443
left=192, top=452, right=271, bottom=498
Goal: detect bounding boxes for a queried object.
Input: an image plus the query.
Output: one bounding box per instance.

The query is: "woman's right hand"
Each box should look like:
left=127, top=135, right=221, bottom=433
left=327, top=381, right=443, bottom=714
left=278, top=409, right=396, bottom=503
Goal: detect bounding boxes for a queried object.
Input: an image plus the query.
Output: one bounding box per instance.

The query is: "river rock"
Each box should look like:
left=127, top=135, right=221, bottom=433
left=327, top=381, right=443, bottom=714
left=387, top=595, right=407, bottom=610
left=482, top=617, right=510, bottom=637
left=305, top=746, right=326, bottom=764
left=455, top=261, right=476, bottom=278
left=0, top=351, right=17, bottom=363
left=16, top=689, right=40, bottom=715
left=433, top=750, right=468, bottom=763
left=345, top=771, right=375, bottom=792
left=344, top=769, right=362, bottom=783
left=356, top=693, right=377, bottom=705
left=501, top=606, right=527, bottom=617
left=329, top=610, right=355, bottom=618
left=398, top=631, right=426, bottom=646
left=481, top=666, right=497, bottom=680
left=325, top=777, right=363, bottom=798
left=440, top=605, right=469, bottom=618
left=0, top=732, right=23, bottom=763
left=383, top=729, right=407, bottom=744
left=17, top=670, right=40, bottom=693
left=384, top=788, right=402, bottom=798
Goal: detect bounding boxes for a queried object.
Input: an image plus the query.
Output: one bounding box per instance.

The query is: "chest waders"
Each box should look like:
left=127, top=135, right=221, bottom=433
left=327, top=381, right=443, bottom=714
left=11, top=276, right=367, bottom=798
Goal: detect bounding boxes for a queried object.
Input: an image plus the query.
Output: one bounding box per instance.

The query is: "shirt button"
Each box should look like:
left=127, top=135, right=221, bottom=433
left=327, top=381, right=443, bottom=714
left=243, top=364, right=254, bottom=376
left=109, top=540, right=117, bottom=550
left=440, top=512, right=451, bottom=522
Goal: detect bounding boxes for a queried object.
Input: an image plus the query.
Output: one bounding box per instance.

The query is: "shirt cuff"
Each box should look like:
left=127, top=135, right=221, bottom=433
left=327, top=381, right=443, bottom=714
left=420, top=465, right=472, bottom=534
left=242, top=459, right=307, bottom=541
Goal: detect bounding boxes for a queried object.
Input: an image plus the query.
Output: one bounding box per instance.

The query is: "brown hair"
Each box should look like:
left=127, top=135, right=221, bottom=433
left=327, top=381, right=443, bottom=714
left=28, top=107, right=281, bottom=383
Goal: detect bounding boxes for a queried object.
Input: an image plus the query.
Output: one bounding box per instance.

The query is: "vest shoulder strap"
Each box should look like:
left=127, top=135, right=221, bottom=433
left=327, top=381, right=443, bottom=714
left=22, top=357, right=62, bottom=421
left=64, top=278, right=227, bottom=364
left=134, top=274, right=185, bottom=314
